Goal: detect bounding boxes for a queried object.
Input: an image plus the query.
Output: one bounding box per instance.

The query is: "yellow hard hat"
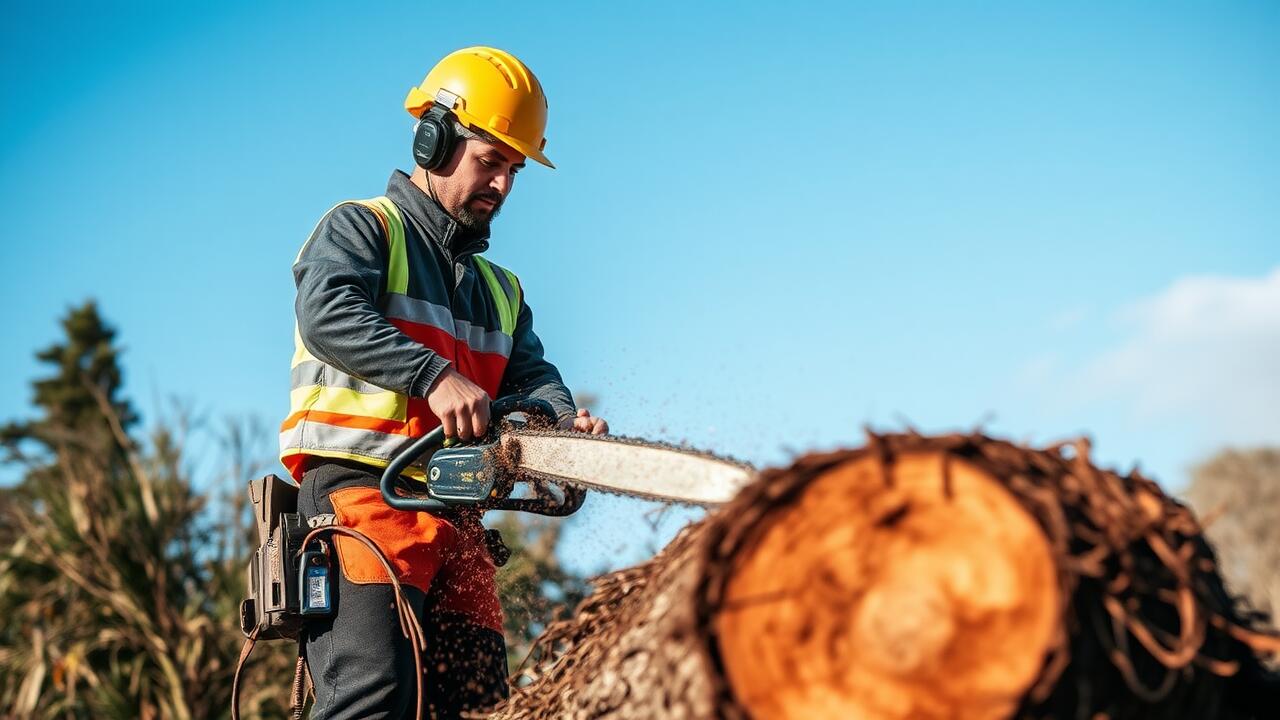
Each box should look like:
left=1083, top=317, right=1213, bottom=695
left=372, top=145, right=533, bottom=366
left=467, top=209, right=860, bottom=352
left=405, top=46, right=554, bottom=168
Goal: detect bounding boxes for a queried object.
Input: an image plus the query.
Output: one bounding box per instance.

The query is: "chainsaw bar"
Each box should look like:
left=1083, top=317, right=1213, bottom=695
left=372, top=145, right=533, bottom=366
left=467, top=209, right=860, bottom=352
left=505, top=429, right=757, bottom=506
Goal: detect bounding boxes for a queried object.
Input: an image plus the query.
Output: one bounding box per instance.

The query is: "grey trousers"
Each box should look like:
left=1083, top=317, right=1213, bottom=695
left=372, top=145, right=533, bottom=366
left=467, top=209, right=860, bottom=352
left=299, top=460, right=509, bottom=720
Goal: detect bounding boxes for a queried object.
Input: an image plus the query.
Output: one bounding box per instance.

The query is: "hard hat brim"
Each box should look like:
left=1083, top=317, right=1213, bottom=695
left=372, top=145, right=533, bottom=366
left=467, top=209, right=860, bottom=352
left=482, top=126, right=555, bottom=169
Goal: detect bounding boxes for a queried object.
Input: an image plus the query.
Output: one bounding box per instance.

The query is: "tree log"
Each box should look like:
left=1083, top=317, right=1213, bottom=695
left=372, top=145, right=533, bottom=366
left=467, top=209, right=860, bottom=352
left=490, top=433, right=1280, bottom=720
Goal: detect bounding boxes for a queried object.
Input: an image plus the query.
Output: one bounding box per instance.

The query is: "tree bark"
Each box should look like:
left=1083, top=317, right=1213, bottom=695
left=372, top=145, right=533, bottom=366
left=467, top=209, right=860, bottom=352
left=490, top=433, right=1280, bottom=720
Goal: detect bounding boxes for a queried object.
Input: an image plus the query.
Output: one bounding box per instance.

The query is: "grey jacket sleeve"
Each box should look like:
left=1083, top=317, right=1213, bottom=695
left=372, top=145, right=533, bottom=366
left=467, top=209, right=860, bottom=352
left=499, top=296, right=577, bottom=423
left=293, top=203, right=450, bottom=396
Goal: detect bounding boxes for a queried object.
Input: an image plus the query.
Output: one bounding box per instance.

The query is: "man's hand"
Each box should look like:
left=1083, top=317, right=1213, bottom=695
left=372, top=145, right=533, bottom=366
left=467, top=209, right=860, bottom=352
left=560, top=408, right=609, bottom=435
left=426, top=366, right=491, bottom=441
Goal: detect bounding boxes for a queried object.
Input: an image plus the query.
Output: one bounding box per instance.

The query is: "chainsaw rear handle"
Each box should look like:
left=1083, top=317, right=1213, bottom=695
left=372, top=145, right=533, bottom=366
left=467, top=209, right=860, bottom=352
left=379, top=396, right=587, bottom=516
left=380, top=425, right=451, bottom=512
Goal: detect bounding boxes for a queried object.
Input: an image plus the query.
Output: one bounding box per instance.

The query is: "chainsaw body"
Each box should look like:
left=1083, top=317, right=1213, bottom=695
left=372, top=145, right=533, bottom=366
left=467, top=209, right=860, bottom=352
left=425, top=444, right=497, bottom=502
left=380, top=396, right=586, bottom=516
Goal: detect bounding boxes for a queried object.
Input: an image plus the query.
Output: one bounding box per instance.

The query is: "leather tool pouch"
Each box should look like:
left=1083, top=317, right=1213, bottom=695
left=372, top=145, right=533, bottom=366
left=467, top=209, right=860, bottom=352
left=239, top=474, right=308, bottom=640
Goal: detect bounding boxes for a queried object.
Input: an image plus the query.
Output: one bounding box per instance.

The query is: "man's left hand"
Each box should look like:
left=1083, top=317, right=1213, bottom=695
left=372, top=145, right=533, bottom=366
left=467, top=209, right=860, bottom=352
left=561, top=408, right=608, bottom=435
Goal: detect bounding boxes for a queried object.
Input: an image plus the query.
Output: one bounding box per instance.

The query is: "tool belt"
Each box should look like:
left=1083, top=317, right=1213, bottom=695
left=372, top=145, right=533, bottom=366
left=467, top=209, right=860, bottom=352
left=232, top=474, right=428, bottom=720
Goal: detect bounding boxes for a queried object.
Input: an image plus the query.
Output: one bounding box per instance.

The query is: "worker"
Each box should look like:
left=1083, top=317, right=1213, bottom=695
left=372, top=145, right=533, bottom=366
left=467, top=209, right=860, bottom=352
left=278, top=46, right=607, bottom=719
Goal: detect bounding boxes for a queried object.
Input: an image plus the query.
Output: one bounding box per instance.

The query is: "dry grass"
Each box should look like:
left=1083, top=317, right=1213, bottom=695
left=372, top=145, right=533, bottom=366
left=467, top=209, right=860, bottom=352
left=0, top=397, right=296, bottom=718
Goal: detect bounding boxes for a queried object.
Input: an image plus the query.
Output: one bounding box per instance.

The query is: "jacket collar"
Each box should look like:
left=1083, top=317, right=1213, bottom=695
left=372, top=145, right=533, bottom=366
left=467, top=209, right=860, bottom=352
left=385, top=170, right=490, bottom=261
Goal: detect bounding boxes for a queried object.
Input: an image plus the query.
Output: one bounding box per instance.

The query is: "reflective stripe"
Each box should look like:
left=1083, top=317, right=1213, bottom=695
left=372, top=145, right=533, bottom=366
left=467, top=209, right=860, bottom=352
left=456, top=317, right=513, bottom=356
left=385, top=294, right=514, bottom=356
left=498, top=265, right=522, bottom=310
left=289, top=385, right=406, bottom=422
left=291, top=360, right=387, bottom=394
left=354, top=197, right=409, bottom=295
left=280, top=422, right=426, bottom=480
left=473, top=257, right=518, bottom=335
left=281, top=420, right=404, bottom=459
left=483, top=259, right=520, bottom=307
left=384, top=293, right=455, bottom=332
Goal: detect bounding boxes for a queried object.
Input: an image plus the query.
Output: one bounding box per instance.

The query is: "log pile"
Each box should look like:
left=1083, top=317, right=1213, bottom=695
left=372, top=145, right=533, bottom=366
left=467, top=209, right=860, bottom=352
left=489, top=432, right=1280, bottom=719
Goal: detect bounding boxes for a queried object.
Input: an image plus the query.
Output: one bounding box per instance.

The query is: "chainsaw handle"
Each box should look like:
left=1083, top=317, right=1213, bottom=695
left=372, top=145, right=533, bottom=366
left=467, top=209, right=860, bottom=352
left=488, top=395, right=557, bottom=426
left=379, top=395, right=587, bottom=516
left=380, top=426, right=450, bottom=512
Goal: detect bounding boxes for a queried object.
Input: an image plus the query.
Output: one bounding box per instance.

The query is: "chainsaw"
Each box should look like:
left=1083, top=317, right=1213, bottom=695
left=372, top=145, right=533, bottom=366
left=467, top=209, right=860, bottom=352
left=242, top=395, right=754, bottom=641
left=380, top=395, right=757, bottom=514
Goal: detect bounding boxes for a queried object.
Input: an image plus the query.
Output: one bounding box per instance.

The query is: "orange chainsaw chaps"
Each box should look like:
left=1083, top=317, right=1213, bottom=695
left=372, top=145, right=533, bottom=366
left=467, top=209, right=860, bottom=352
left=326, top=486, right=504, bottom=633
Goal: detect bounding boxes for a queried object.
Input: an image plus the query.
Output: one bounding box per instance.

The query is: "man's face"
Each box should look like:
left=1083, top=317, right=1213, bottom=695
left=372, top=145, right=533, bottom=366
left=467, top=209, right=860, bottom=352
left=429, top=136, right=526, bottom=233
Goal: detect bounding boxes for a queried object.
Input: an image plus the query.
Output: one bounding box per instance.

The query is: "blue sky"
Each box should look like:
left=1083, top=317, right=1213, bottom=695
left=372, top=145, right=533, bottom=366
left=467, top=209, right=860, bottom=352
left=3, top=1, right=1277, bottom=573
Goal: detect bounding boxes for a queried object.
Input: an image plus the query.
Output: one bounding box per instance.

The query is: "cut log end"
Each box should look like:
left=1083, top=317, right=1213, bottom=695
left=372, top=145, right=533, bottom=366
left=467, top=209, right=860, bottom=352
left=715, top=452, right=1060, bottom=720
left=492, top=433, right=1280, bottom=720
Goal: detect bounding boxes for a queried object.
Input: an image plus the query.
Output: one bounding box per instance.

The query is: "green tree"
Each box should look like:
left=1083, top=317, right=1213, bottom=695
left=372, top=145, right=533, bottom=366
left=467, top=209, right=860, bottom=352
left=0, top=302, right=292, bottom=718
left=2, top=301, right=137, bottom=443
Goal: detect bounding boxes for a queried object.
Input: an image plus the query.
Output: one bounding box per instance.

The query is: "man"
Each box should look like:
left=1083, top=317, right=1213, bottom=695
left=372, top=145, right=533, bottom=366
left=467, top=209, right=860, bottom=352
left=278, top=46, right=606, bottom=719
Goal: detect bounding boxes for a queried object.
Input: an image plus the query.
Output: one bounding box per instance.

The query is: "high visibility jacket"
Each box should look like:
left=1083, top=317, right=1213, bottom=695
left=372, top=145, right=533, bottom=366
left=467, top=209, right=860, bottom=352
left=280, top=171, right=574, bottom=480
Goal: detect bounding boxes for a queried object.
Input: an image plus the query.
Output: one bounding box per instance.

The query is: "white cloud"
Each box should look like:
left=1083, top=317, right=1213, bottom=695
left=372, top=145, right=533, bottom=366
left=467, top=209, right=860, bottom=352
left=1077, top=267, right=1280, bottom=444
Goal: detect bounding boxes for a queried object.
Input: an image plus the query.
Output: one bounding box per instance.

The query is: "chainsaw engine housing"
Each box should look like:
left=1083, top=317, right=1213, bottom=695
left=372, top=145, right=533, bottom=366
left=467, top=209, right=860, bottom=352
left=424, top=444, right=499, bottom=503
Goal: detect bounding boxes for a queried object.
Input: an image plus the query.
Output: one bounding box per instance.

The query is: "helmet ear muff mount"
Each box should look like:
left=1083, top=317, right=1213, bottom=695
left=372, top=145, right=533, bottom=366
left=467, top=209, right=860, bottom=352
left=412, top=90, right=461, bottom=171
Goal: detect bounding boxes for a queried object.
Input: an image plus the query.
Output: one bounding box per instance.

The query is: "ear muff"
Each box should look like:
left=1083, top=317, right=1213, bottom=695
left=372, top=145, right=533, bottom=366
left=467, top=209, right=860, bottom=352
left=412, top=102, right=458, bottom=171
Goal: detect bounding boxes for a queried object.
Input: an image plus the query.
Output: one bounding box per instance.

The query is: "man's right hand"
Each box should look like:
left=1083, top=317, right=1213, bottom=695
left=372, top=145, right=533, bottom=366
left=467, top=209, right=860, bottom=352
left=426, top=366, right=491, bottom=441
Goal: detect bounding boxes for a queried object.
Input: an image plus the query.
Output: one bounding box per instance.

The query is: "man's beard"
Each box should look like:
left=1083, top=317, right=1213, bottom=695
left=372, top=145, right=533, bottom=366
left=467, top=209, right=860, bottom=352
left=455, top=191, right=503, bottom=233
